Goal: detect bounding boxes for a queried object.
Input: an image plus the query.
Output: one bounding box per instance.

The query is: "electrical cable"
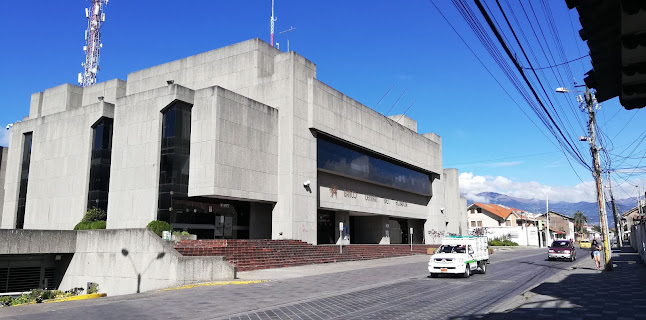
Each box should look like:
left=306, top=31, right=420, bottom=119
left=475, top=0, right=591, bottom=170
left=521, top=54, right=590, bottom=71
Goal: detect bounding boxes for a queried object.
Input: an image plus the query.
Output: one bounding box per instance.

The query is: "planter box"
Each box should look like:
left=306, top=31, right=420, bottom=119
left=171, top=234, right=197, bottom=241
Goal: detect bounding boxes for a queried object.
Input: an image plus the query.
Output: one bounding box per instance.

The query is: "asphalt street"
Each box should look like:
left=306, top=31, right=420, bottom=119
left=0, top=247, right=577, bottom=320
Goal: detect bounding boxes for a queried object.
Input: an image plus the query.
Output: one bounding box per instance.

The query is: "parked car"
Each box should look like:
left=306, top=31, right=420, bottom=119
left=548, top=240, right=576, bottom=261
left=579, top=239, right=591, bottom=249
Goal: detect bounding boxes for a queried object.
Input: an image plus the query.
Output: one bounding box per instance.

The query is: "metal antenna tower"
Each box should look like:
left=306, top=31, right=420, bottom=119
left=78, top=0, right=108, bottom=87
left=270, top=0, right=277, bottom=46
left=279, top=26, right=296, bottom=51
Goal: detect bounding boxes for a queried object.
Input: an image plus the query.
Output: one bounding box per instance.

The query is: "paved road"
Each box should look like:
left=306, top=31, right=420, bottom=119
left=483, top=244, right=646, bottom=320
left=1, top=247, right=576, bottom=320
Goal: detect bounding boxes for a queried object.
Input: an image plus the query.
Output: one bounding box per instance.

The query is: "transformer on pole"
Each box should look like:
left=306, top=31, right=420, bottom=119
left=270, top=0, right=277, bottom=47
left=79, top=0, right=108, bottom=87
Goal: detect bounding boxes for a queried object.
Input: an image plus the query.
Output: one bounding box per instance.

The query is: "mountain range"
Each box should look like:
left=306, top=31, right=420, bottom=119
left=465, top=192, right=638, bottom=226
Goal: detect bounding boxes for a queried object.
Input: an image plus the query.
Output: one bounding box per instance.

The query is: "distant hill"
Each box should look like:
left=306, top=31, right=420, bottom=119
left=465, top=192, right=637, bottom=226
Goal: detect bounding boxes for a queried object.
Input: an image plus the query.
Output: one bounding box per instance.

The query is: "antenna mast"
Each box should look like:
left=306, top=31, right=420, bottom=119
left=270, top=0, right=277, bottom=46
left=279, top=26, right=296, bottom=52
left=79, top=0, right=108, bottom=87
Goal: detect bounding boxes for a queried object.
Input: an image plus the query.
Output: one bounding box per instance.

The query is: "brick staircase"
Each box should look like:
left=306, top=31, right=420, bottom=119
left=174, top=239, right=437, bottom=271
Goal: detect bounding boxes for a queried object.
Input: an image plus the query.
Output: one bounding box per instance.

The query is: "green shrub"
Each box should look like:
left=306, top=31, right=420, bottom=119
left=87, top=283, right=99, bottom=294
left=82, top=207, right=107, bottom=223
left=73, top=207, right=107, bottom=231
left=73, top=220, right=106, bottom=230
left=488, top=236, right=518, bottom=246
left=0, top=296, right=13, bottom=306
left=146, top=220, right=171, bottom=237
left=10, top=294, right=32, bottom=306
left=0, top=288, right=85, bottom=307
left=90, top=220, right=106, bottom=229
left=73, top=222, right=92, bottom=230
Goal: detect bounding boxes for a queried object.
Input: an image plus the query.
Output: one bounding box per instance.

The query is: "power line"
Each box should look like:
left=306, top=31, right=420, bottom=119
left=521, top=54, right=589, bottom=71
left=474, top=0, right=591, bottom=170
left=435, top=0, right=590, bottom=183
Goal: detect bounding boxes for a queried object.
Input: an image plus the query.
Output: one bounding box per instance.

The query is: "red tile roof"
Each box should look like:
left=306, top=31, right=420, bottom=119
left=473, top=203, right=515, bottom=220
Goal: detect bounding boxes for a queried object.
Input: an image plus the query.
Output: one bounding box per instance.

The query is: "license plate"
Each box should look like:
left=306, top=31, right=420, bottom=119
left=441, top=268, right=447, bottom=272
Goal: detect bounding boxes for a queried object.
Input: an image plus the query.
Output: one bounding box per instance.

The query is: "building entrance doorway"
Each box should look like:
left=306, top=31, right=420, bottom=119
left=389, top=218, right=409, bottom=244
left=169, top=197, right=250, bottom=239
left=317, top=210, right=336, bottom=244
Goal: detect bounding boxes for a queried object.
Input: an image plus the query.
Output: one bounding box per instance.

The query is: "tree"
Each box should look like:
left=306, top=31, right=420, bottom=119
left=573, top=211, right=588, bottom=235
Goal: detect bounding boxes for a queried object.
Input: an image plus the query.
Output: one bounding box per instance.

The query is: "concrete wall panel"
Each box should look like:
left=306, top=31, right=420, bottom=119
left=108, top=85, right=194, bottom=229
left=0, top=147, right=7, bottom=225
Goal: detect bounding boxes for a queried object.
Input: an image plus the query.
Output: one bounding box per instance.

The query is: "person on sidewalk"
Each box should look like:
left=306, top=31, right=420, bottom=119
left=591, top=239, right=602, bottom=269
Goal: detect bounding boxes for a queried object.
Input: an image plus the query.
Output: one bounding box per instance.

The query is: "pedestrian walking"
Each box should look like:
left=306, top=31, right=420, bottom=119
left=591, top=239, right=601, bottom=269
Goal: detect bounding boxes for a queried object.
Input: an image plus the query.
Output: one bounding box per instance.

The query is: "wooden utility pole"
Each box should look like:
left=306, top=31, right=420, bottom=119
left=586, top=86, right=613, bottom=270
left=606, top=171, right=622, bottom=248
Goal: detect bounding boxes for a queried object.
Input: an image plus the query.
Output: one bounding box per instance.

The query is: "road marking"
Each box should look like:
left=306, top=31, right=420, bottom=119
left=160, top=280, right=269, bottom=291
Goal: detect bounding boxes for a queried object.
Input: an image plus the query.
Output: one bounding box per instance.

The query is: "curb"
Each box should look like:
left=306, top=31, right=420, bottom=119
left=160, top=280, right=269, bottom=291
left=44, top=293, right=107, bottom=304
left=6, top=293, right=107, bottom=307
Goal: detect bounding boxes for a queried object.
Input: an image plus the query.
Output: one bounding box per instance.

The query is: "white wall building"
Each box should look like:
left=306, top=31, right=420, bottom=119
left=1, top=39, right=467, bottom=245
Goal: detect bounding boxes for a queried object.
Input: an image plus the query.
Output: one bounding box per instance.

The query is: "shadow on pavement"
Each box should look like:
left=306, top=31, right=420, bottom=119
left=450, top=245, right=646, bottom=320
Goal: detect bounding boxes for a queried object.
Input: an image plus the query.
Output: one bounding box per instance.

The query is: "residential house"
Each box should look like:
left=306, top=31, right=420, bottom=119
left=467, top=203, right=539, bottom=246
left=537, top=211, right=575, bottom=242
left=467, top=203, right=536, bottom=228
left=621, top=206, right=643, bottom=241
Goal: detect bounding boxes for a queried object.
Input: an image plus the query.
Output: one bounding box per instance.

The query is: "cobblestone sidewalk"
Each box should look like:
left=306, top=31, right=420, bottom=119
left=480, top=244, right=646, bottom=320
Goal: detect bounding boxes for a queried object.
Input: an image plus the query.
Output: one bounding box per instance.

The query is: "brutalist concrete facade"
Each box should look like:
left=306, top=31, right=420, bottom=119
left=0, top=147, right=7, bottom=225
left=0, top=39, right=467, bottom=244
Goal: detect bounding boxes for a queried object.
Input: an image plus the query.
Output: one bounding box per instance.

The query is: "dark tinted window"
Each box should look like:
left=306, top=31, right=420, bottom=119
left=317, top=137, right=431, bottom=195
left=158, top=101, right=192, bottom=222
left=16, top=132, right=33, bottom=229
left=551, top=241, right=570, bottom=248
left=87, top=118, right=113, bottom=212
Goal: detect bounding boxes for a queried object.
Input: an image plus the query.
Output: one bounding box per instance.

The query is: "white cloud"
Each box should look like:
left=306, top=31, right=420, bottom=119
left=0, top=130, right=9, bottom=147
left=459, top=172, right=597, bottom=203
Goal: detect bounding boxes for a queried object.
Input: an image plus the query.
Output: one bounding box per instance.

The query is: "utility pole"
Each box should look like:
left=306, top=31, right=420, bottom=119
left=606, top=171, right=622, bottom=248
left=638, top=186, right=644, bottom=216
left=585, top=86, right=613, bottom=271
left=546, top=193, right=550, bottom=246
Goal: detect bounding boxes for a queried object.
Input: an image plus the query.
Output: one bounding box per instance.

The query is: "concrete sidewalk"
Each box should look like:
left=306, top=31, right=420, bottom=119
left=484, top=244, right=646, bottom=320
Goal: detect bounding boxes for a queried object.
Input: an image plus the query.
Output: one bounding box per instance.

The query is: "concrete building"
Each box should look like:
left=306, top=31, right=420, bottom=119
left=537, top=211, right=575, bottom=242
left=466, top=203, right=535, bottom=228
left=622, top=206, right=643, bottom=241
left=466, top=203, right=539, bottom=246
left=0, top=39, right=466, bottom=245
left=0, top=147, right=7, bottom=226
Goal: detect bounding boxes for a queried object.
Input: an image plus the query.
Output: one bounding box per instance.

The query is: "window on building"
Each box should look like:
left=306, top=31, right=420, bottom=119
left=471, top=221, right=476, bottom=227
left=87, top=117, right=113, bottom=212
left=158, top=101, right=192, bottom=223
left=16, top=132, right=33, bottom=229
left=477, top=221, right=482, bottom=227
left=316, top=136, right=432, bottom=196
left=506, top=221, right=511, bottom=226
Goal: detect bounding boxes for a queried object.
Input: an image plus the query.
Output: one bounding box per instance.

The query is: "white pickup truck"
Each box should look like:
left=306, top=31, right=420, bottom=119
left=428, top=235, right=489, bottom=278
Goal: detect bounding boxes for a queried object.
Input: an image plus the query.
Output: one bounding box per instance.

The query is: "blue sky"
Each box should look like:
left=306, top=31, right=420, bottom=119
left=1, top=1, right=644, bottom=203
